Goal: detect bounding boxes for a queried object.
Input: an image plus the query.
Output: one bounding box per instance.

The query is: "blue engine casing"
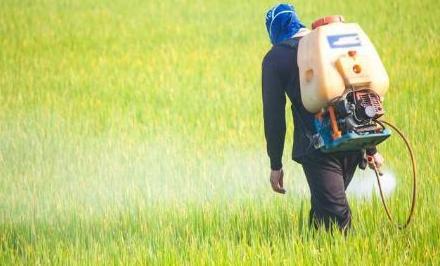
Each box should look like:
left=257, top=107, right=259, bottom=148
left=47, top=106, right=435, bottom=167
left=314, top=115, right=391, bottom=153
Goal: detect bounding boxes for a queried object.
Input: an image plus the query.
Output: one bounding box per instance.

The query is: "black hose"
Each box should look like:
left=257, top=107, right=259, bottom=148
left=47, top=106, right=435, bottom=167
left=372, top=119, right=417, bottom=229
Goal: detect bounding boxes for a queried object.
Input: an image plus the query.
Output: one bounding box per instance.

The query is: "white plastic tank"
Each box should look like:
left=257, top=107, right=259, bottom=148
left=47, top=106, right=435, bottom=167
left=298, top=16, right=389, bottom=113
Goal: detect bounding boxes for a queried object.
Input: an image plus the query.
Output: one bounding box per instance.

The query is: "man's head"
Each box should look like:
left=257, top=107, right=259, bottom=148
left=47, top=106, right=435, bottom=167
left=265, top=3, right=305, bottom=45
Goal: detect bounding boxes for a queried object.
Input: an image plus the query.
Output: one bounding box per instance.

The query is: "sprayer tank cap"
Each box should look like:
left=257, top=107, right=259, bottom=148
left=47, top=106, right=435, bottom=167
left=312, top=15, right=345, bottom=30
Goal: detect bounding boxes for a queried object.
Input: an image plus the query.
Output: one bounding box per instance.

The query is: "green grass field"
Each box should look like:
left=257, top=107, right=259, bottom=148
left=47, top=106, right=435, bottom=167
left=1, top=0, right=439, bottom=264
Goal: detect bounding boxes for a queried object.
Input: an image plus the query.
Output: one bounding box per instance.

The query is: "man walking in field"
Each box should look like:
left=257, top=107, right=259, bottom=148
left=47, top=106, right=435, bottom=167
left=262, top=3, right=384, bottom=231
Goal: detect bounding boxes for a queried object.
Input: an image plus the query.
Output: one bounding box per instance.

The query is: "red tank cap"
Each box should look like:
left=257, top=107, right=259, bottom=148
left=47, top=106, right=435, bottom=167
left=312, top=15, right=345, bottom=30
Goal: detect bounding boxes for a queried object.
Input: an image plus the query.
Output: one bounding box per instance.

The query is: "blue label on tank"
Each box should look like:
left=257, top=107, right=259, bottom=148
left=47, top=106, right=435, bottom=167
left=327, top=33, right=362, bottom=48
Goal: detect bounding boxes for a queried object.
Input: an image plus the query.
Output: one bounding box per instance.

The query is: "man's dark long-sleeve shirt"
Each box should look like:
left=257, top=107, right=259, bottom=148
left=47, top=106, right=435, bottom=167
left=262, top=39, right=317, bottom=170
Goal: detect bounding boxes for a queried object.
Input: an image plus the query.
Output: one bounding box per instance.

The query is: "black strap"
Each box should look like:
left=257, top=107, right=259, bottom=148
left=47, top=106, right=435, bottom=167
left=279, top=38, right=300, bottom=48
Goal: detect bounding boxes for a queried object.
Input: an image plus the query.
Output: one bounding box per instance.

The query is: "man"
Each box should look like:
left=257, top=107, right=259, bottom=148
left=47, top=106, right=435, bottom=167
left=262, top=3, right=384, bottom=231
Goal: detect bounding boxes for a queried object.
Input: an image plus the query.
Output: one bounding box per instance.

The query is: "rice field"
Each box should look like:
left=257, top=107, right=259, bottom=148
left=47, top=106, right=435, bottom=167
left=0, top=0, right=439, bottom=264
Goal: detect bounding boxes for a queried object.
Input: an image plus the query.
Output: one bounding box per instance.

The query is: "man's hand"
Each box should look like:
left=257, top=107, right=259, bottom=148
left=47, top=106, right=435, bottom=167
left=270, top=169, right=286, bottom=194
left=368, top=152, right=385, bottom=171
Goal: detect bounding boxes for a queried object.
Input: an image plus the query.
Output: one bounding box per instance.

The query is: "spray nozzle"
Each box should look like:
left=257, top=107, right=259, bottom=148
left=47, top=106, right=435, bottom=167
left=367, top=155, right=383, bottom=176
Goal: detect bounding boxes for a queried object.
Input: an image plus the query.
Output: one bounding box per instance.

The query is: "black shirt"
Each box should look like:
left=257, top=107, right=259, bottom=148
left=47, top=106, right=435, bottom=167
left=262, top=39, right=317, bottom=170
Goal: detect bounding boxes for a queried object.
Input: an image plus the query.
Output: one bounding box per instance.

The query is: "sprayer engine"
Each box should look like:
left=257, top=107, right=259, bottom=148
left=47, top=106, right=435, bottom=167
left=314, top=89, right=391, bottom=152
left=334, top=89, right=384, bottom=132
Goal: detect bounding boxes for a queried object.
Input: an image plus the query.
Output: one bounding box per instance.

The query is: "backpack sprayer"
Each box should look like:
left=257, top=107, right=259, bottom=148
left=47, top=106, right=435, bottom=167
left=297, top=16, right=416, bottom=229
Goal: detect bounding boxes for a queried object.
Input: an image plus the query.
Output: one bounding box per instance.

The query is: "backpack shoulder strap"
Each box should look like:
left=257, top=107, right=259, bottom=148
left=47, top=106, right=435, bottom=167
left=279, top=38, right=300, bottom=48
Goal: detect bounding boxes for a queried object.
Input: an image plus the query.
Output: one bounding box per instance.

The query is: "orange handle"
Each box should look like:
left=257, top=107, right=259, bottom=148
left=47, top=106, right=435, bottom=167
left=328, top=106, right=341, bottom=140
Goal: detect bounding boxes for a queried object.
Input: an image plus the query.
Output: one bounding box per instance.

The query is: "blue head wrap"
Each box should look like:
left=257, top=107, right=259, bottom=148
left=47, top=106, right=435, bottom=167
left=265, top=3, right=305, bottom=45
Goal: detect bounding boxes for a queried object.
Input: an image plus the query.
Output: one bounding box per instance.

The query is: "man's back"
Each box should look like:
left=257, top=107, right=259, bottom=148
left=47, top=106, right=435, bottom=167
left=262, top=40, right=317, bottom=169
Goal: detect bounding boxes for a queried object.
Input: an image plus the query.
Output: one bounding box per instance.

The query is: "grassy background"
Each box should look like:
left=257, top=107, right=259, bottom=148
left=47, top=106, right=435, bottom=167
left=1, top=0, right=439, bottom=264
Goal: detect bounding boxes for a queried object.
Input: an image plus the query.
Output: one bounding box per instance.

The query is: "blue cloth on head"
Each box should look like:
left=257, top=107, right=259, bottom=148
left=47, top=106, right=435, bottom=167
left=265, top=3, right=305, bottom=45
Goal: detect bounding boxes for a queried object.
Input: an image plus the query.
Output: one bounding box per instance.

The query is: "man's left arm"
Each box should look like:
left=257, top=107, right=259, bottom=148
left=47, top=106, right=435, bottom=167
left=262, top=55, right=287, bottom=194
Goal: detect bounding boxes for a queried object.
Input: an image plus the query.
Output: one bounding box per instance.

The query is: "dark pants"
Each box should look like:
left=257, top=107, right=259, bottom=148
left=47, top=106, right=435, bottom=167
left=301, top=150, right=363, bottom=231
